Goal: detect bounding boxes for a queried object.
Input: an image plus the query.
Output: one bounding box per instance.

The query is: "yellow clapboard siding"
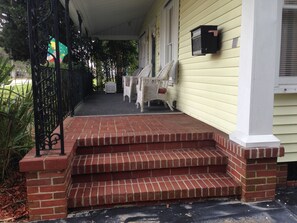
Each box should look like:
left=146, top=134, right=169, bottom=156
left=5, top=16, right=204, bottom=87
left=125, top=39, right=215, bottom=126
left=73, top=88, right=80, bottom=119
left=179, top=4, right=241, bottom=36
left=279, top=144, right=297, bottom=153
left=175, top=0, right=241, bottom=134
left=274, top=94, right=297, bottom=106
left=274, top=106, right=297, bottom=116
left=180, top=0, right=217, bottom=14
left=209, top=7, right=241, bottom=29
left=220, top=38, right=241, bottom=51
left=177, top=91, right=237, bottom=118
left=273, top=125, right=297, bottom=135
left=276, top=134, right=297, bottom=144
left=180, top=0, right=239, bottom=30
left=183, top=90, right=237, bottom=107
left=179, top=48, right=240, bottom=63
left=178, top=57, right=240, bottom=71
left=273, top=94, right=297, bottom=162
left=176, top=84, right=238, bottom=97
left=180, top=88, right=237, bottom=111
left=278, top=151, right=297, bottom=162
left=273, top=115, right=297, bottom=125
left=180, top=0, right=224, bottom=22
left=181, top=76, right=238, bottom=87
left=179, top=67, right=239, bottom=77
left=177, top=99, right=237, bottom=133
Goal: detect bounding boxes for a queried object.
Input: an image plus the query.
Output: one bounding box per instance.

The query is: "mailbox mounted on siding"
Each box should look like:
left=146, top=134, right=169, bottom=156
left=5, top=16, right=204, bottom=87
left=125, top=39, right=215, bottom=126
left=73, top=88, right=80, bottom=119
left=191, top=25, right=219, bottom=56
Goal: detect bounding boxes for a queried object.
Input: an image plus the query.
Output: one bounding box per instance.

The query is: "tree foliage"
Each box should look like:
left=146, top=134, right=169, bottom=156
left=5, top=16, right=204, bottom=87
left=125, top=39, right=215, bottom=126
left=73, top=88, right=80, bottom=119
left=92, top=40, right=138, bottom=81
left=0, top=0, right=29, bottom=61
left=0, top=0, right=80, bottom=62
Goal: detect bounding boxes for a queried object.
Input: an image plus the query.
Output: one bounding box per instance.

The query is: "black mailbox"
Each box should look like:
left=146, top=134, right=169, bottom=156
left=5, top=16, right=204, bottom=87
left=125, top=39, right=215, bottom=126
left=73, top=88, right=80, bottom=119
left=191, top=25, right=219, bottom=56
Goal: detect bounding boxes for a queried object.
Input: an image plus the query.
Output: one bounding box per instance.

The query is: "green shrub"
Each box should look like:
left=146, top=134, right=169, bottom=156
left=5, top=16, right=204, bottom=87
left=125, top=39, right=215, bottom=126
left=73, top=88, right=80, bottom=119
left=0, top=57, right=33, bottom=181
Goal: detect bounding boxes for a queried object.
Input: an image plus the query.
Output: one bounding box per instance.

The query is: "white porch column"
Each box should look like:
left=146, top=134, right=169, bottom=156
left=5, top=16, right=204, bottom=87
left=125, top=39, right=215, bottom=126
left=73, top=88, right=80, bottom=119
left=230, top=0, right=281, bottom=148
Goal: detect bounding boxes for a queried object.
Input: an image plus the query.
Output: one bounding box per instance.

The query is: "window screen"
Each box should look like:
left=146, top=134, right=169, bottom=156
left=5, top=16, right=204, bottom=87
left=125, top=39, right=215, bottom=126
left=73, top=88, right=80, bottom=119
left=280, top=0, right=297, bottom=77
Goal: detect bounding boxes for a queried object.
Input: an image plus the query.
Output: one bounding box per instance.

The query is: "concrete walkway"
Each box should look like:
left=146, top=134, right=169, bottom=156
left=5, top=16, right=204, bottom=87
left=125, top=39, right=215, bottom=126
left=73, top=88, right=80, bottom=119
left=38, top=187, right=297, bottom=223
left=9, top=78, right=32, bottom=86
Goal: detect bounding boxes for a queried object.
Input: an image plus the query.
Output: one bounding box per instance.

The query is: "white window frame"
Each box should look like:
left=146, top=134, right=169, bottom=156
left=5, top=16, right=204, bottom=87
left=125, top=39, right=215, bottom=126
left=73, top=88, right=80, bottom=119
left=160, top=0, right=179, bottom=67
left=275, top=0, right=297, bottom=93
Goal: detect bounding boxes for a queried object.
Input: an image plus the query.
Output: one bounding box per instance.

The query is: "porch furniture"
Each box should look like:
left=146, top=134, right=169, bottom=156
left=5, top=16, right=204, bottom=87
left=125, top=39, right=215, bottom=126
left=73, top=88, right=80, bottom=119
left=136, top=61, right=174, bottom=112
left=168, top=60, right=179, bottom=86
left=105, top=81, right=117, bottom=94
left=122, top=68, right=141, bottom=102
left=123, top=64, right=152, bottom=102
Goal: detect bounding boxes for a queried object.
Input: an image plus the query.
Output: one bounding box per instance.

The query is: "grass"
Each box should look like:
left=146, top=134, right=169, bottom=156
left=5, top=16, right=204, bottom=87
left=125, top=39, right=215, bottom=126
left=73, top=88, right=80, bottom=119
left=1, top=82, right=32, bottom=99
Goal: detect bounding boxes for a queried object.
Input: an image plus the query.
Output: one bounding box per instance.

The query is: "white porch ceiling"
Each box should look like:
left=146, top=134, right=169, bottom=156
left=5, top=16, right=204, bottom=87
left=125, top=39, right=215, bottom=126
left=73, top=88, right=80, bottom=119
left=67, top=0, right=155, bottom=40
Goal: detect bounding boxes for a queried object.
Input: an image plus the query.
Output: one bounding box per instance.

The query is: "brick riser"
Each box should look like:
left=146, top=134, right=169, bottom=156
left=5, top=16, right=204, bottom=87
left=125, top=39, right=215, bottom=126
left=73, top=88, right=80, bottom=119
left=72, top=148, right=226, bottom=175
left=68, top=173, right=241, bottom=209
left=76, top=140, right=215, bottom=155
left=72, top=165, right=227, bottom=183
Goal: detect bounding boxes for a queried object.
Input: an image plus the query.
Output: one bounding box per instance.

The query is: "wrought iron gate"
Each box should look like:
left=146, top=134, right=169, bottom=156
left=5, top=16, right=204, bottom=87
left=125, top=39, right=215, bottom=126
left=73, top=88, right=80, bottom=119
left=27, top=0, right=65, bottom=156
left=27, top=0, right=94, bottom=157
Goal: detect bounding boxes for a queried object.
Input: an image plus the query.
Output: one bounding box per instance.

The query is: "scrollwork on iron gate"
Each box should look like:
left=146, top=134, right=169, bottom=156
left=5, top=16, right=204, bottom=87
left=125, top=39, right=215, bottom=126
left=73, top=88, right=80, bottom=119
left=27, top=0, right=65, bottom=156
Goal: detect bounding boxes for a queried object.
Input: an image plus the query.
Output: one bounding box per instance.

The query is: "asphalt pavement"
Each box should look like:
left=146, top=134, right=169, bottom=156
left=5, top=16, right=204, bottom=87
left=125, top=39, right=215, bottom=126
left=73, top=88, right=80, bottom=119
left=38, top=187, right=297, bottom=223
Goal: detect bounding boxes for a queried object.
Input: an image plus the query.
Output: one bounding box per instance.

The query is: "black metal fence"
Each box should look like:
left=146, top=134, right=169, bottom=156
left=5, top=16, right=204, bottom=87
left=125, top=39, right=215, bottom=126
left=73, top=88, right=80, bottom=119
left=63, top=69, right=93, bottom=115
left=27, top=0, right=93, bottom=157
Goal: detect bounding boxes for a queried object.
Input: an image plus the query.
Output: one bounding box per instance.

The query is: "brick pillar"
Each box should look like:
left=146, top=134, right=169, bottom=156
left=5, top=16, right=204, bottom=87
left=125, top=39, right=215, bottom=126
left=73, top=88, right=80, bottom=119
left=242, top=158, right=278, bottom=202
left=20, top=144, right=75, bottom=221
left=214, top=133, right=284, bottom=202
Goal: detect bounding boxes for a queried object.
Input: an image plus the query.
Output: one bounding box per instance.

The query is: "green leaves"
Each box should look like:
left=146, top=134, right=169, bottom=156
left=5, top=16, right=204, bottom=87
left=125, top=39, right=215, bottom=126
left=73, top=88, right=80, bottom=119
left=92, top=40, right=138, bottom=82
left=0, top=57, right=13, bottom=85
left=0, top=57, right=33, bottom=181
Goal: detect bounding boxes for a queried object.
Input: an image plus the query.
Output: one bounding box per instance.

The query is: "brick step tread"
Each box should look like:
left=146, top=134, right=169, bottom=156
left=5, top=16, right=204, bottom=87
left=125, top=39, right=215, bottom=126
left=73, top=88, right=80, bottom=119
left=68, top=173, right=241, bottom=208
left=76, top=132, right=214, bottom=147
left=76, top=140, right=216, bottom=155
left=72, top=147, right=227, bottom=175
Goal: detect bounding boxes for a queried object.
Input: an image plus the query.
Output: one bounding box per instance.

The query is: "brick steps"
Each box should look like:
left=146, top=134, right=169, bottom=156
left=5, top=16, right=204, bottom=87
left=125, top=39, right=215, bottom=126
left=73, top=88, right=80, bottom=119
left=68, top=173, right=241, bottom=209
left=72, top=147, right=227, bottom=175
left=69, top=131, right=242, bottom=210
left=21, top=115, right=284, bottom=220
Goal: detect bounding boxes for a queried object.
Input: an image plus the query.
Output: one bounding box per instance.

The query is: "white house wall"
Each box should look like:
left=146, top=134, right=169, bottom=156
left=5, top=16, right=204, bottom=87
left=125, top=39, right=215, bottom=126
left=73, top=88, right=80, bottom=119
left=140, top=0, right=297, bottom=162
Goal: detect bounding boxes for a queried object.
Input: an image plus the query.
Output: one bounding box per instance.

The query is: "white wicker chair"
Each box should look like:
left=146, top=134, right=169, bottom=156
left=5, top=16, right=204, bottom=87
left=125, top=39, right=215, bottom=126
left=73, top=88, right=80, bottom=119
left=123, top=65, right=151, bottom=102
left=136, top=61, right=174, bottom=112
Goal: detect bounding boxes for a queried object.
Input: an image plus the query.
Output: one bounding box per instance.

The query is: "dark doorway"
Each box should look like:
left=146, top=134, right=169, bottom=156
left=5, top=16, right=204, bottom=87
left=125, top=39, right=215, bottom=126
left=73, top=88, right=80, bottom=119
left=151, top=34, right=156, bottom=77
left=288, top=162, right=297, bottom=181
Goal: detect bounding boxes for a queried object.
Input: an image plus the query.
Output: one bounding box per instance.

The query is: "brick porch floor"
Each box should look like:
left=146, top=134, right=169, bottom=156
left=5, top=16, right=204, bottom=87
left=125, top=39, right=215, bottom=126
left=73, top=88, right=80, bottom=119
left=65, top=113, right=218, bottom=144
left=20, top=114, right=284, bottom=221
